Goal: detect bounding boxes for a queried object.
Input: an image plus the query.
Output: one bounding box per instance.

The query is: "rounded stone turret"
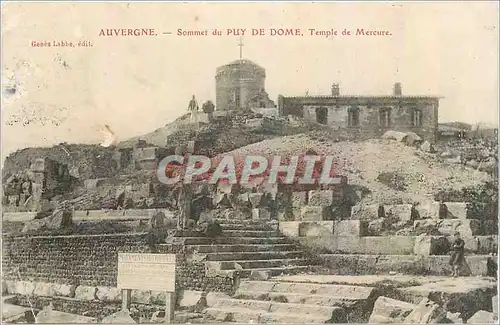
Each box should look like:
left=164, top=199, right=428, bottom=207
left=215, top=59, right=266, bottom=111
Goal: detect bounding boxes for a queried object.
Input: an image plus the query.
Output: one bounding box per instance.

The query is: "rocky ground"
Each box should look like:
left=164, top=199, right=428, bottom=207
left=223, top=134, right=493, bottom=205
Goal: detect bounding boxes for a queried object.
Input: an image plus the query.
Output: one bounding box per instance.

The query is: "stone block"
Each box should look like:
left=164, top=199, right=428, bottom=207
left=33, top=282, right=55, bottom=297
left=248, top=193, right=264, bottom=208
left=279, top=221, right=300, bottom=237
left=414, top=202, right=444, bottom=219
left=467, top=310, right=495, bottom=324
left=350, top=204, right=384, bottom=220
left=403, top=298, right=447, bottom=323
left=327, top=236, right=416, bottom=255
left=444, top=202, right=472, bottom=219
left=102, top=310, right=136, bottom=324
left=334, top=220, right=368, bottom=236
left=301, top=206, right=329, bottom=221
left=7, top=195, right=19, bottom=206
left=178, top=290, right=203, bottom=308
left=368, top=296, right=416, bottom=323
left=45, top=209, right=73, bottom=230
left=96, top=286, right=121, bottom=302
left=52, top=283, right=76, bottom=297
left=31, top=158, right=48, bottom=172
left=8, top=281, right=35, bottom=295
left=21, top=219, right=46, bottom=233
left=291, top=191, right=307, bottom=207
left=298, top=221, right=335, bottom=237
left=74, top=285, right=97, bottom=301
left=385, top=204, right=414, bottom=223
left=206, top=292, right=231, bottom=307
left=308, top=190, right=334, bottom=206
left=134, top=147, right=158, bottom=161
left=413, top=236, right=450, bottom=256
left=250, top=270, right=270, bottom=280
left=413, top=219, right=482, bottom=237
left=252, top=208, right=271, bottom=221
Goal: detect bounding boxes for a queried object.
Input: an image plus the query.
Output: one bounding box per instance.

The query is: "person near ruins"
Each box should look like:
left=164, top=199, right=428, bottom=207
left=188, top=95, right=199, bottom=112
left=449, top=231, right=465, bottom=277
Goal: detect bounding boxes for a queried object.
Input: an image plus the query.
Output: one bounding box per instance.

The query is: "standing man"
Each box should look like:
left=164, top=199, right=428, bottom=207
left=449, top=231, right=466, bottom=277
left=188, top=95, right=199, bottom=112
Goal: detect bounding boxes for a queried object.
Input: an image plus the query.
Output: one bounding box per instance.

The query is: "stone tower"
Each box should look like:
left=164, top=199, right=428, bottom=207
left=215, top=59, right=266, bottom=111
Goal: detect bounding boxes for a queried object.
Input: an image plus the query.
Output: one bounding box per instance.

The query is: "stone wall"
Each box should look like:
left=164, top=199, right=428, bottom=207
left=278, top=96, right=439, bottom=142
left=2, top=232, right=234, bottom=293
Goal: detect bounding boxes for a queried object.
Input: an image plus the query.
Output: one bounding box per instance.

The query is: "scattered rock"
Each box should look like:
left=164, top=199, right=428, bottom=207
left=44, top=208, right=73, bottom=230
left=466, top=310, right=495, bottom=324
left=403, top=298, right=447, bottom=324
left=96, top=286, right=121, bottom=302
left=369, top=296, right=416, bottom=323
left=178, top=290, right=203, bottom=308
left=21, top=219, right=46, bottom=233
left=446, top=312, right=464, bottom=324
left=102, top=310, right=136, bottom=323
left=382, top=130, right=408, bottom=142
left=250, top=270, right=270, bottom=281
left=420, top=141, right=436, bottom=153
left=74, top=286, right=97, bottom=301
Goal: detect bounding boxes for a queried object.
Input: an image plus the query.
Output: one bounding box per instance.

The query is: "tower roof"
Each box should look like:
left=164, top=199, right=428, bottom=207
left=216, top=59, right=265, bottom=74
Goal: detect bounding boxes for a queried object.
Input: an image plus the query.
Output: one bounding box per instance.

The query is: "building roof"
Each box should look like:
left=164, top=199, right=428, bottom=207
left=280, top=95, right=443, bottom=100
left=216, top=59, right=265, bottom=74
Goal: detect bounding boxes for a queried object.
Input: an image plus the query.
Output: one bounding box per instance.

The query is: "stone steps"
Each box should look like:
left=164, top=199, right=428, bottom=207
left=180, top=237, right=291, bottom=245
left=205, top=251, right=305, bottom=261
left=237, top=280, right=375, bottom=298
left=205, top=307, right=339, bottom=323
left=219, top=258, right=310, bottom=270
left=205, top=298, right=347, bottom=323
left=215, top=266, right=311, bottom=278
left=218, top=223, right=275, bottom=231
left=177, top=229, right=280, bottom=238
left=187, top=244, right=297, bottom=253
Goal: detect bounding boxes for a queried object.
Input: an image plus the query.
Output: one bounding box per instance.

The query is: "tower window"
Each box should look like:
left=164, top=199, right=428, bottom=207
left=234, top=90, right=240, bottom=107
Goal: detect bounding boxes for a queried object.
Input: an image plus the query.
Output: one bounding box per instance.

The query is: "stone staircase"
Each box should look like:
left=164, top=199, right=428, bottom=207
left=174, top=219, right=315, bottom=278
left=204, top=279, right=378, bottom=323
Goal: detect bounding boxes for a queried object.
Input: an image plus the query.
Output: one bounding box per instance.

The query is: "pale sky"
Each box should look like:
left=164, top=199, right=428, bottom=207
left=1, top=1, right=499, bottom=162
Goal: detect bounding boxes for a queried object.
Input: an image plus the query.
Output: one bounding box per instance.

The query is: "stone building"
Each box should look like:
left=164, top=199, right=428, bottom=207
left=215, top=59, right=275, bottom=111
left=278, top=83, right=441, bottom=142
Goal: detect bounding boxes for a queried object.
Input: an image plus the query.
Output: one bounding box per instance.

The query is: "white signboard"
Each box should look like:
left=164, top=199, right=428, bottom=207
left=117, top=253, right=176, bottom=292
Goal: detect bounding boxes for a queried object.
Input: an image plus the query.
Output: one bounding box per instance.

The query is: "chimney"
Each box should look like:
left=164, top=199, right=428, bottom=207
left=393, top=82, right=402, bottom=96
left=331, top=83, right=340, bottom=96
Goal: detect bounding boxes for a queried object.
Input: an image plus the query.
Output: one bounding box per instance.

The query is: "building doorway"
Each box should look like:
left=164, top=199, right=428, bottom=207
left=316, top=107, right=328, bottom=125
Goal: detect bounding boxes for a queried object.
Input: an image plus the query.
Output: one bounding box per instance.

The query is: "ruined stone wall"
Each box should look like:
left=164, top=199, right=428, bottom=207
left=2, top=233, right=233, bottom=293
left=279, top=96, right=439, bottom=142
left=2, top=144, right=119, bottom=182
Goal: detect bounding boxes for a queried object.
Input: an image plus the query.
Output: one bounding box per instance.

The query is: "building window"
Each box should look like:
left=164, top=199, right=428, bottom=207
left=411, top=108, right=423, bottom=127
left=379, top=107, right=391, bottom=127
left=348, top=106, right=360, bottom=127
left=234, top=90, right=240, bottom=107
left=315, top=107, right=328, bottom=125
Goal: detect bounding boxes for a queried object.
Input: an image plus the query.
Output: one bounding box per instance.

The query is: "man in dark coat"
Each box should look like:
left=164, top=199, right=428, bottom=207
left=449, top=231, right=465, bottom=277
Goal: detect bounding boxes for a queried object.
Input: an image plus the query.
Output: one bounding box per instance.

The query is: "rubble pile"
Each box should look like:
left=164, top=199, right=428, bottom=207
left=224, top=134, right=492, bottom=205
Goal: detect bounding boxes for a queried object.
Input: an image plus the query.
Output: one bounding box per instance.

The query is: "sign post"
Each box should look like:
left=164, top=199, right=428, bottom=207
left=117, top=253, right=176, bottom=323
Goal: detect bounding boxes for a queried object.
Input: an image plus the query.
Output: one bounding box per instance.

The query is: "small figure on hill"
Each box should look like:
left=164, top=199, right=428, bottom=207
left=449, top=231, right=465, bottom=277
left=188, top=95, right=199, bottom=112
